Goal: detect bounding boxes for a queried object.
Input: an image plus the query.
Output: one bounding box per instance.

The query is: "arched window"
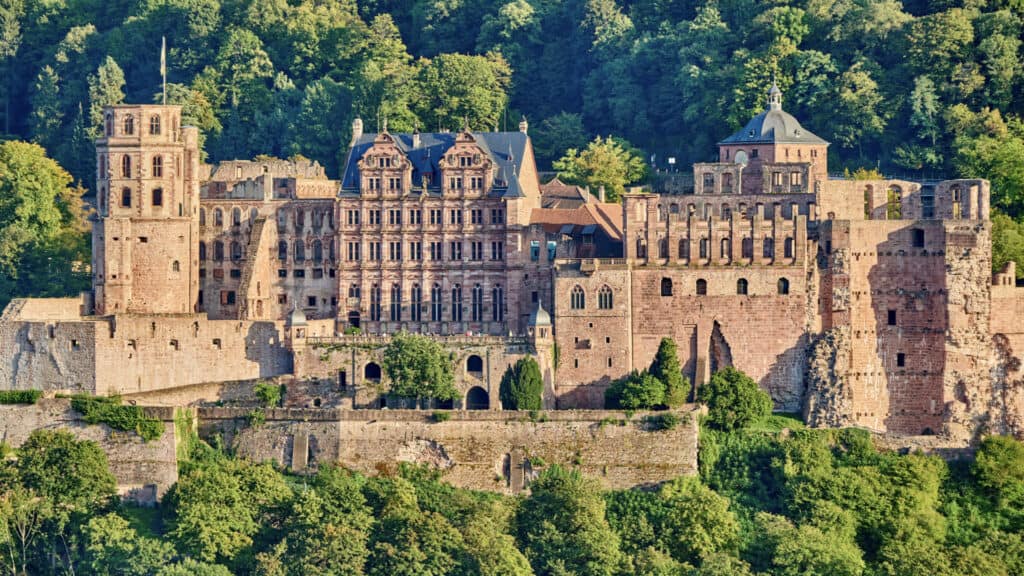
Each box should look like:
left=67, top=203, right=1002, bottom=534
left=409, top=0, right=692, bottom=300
left=294, top=240, right=305, bottom=262
left=213, top=241, right=224, bottom=261
left=364, top=362, right=381, bottom=382
left=778, top=278, right=790, bottom=295
left=737, top=278, right=749, bottom=295
left=121, top=155, right=132, bottom=177
left=214, top=208, right=223, bottom=227
left=670, top=203, right=679, bottom=215
left=278, top=241, right=288, bottom=260
left=571, top=285, right=585, bottom=309
left=231, top=241, right=242, bottom=261
left=763, top=238, right=774, bottom=259
left=149, top=115, right=161, bottom=135
left=198, top=242, right=207, bottom=261
left=699, top=238, right=709, bottom=259
left=172, top=260, right=180, bottom=272
left=152, top=155, right=163, bottom=177
left=122, top=114, right=134, bottom=135
left=370, top=284, right=381, bottom=321
left=598, top=285, right=613, bottom=309
left=432, top=283, right=442, bottom=321
left=696, top=279, right=707, bottom=295
left=720, top=237, right=731, bottom=259
left=887, top=187, right=902, bottom=220
left=636, top=238, right=647, bottom=259
left=451, top=284, right=463, bottom=322
left=199, top=208, right=206, bottom=225
left=492, top=285, right=504, bottom=322
left=232, top=207, right=241, bottom=226
left=471, top=284, right=483, bottom=322
left=467, top=355, right=484, bottom=375
left=390, top=284, right=402, bottom=321
left=661, top=278, right=673, bottom=297
left=151, top=188, right=163, bottom=207
left=348, top=283, right=360, bottom=298
left=784, top=237, right=794, bottom=258
left=411, top=284, right=422, bottom=322
left=313, top=240, right=323, bottom=262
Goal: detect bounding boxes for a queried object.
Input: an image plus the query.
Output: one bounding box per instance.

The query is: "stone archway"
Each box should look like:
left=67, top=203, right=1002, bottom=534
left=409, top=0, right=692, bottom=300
left=466, top=386, right=489, bottom=410
left=364, top=362, right=381, bottom=382
left=466, top=354, right=484, bottom=377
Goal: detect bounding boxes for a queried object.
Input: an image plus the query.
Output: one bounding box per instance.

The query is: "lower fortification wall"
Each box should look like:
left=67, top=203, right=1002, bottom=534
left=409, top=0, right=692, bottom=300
left=0, top=399, right=178, bottom=503
left=198, top=406, right=700, bottom=493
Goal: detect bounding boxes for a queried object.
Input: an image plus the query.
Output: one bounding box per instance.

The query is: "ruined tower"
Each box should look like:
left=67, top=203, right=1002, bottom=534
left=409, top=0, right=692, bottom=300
left=92, top=105, right=201, bottom=315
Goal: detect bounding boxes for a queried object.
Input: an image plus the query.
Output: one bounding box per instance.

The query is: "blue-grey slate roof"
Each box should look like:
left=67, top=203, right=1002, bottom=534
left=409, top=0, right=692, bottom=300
left=340, top=131, right=529, bottom=199
left=719, top=108, right=829, bottom=146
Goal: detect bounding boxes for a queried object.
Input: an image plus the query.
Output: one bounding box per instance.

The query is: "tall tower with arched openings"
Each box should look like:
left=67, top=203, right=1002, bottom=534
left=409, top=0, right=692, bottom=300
left=93, top=105, right=201, bottom=315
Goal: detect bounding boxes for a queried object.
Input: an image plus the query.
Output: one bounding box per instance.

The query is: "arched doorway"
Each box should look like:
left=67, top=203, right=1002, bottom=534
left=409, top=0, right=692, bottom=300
left=466, top=386, right=489, bottom=410
left=466, top=354, right=483, bottom=377
left=364, top=362, right=381, bottom=382
left=348, top=311, right=361, bottom=329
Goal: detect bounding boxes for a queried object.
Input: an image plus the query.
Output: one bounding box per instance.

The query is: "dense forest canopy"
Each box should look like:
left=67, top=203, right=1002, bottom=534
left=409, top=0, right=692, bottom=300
left=4, top=0, right=1024, bottom=183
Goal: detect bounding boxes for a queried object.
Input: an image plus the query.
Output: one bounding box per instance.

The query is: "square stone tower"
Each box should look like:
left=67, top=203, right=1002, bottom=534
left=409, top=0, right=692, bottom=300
left=92, top=105, right=201, bottom=315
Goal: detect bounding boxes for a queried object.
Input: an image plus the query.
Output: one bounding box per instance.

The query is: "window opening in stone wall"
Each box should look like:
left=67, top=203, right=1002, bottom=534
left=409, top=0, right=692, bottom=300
left=152, top=156, right=163, bottom=177
left=722, top=204, right=731, bottom=220
left=467, top=355, right=483, bottom=375
left=784, top=237, right=794, bottom=258
left=370, top=284, right=381, bottom=321
left=952, top=186, right=962, bottom=219
left=308, top=296, right=316, bottom=307
left=278, top=241, right=287, bottom=260
left=659, top=238, right=668, bottom=258
left=778, top=278, right=789, bottom=295
left=571, top=285, right=585, bottom=309
left=152, top=188, right=162, bottom=206
left=105, top=114, right=113, bottom=136
left=232, top=207, right=242, bottom=226
left=636, top=238, right=647, bottom=259
left=897, top=353, right=905, bottom=367
left=661, top=277, right=673, bottom=297
left=922, top=194, right=935, bottom=219
left=391, top=284, right=402, bottom=321
left=598, top=285, right=613, bottom=309
left=912, top=229, right=925, bottom=248
left=214, top=208, right=223, bottom=226
left=737, top=278, right=748, bottom=295
left=150, top=115, right=161, bottom=135
left=720, top=237, right=731, bottom=259
left=295, top=241, right=305, bottom=262
left=679, top=239, right=689, bottom=259
left=121, top=188, right=132, bottom=207
left=699, top=238, right=708, bottom=259
left=123, top=115, right=134, bottom=135
left=493, top=285, right=504, bottom=322
left=886, top=187, right=902, bottom=220
left=432, top=283, right=442, bottom=321
left=863, top=187, right=872, bottom=220
left=231, top=241, right=242, bottom=261
left=761, top=238, right=773, bottom=259
left=888, top=310, right=897, bottom=325
left=122, top=155, right=132, bottom=177
left=172, top=260, right=180, bottom=272
left=451, top=284, right=463, bottom=322
left=696, top=279, right=707, bottom=295
left=365, top=362, right=381, bottom=382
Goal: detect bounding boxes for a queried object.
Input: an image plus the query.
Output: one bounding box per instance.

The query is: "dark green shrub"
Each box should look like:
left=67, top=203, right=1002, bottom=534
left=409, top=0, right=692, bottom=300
left=254, top=381, right=283, bottom=408
left=246, top=408, right=266, bottom=428
left=645, top=413, right=681, bottom=431
left=605, top=370, right=665, bottom=409
left=698, top=367, right=773, bottom=431
left=499, top=356, right=544, bottom=410
left=432, top=411, right=451, bottom=422
left=0, top=389, right=43, bottom=404
left=651, top=338, right=689, bottom=407
left=70, top=395, right=165, bottom=442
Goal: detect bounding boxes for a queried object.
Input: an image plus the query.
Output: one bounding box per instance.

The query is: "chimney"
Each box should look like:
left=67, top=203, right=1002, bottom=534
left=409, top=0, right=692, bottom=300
left=412, top=128, right=420, bottom=149
left=598, top=185, right=606, bottom=203
left=584, top=186, right=592, bottom=204
left=519, top=115, right=528, bottom=134
left=351, top=117, right=363, bottom=145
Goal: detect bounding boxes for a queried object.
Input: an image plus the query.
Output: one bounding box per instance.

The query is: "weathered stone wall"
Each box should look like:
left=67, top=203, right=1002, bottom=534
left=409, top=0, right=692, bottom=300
left=198, top=406, right=700, bottom=492
left=0, top=399, right=178, bottom=503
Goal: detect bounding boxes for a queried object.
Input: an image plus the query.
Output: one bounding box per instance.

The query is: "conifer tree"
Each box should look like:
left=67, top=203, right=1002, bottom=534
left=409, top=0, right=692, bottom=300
left=651, top=337, right=688, bottom=407
left=87, top=56, right=125, bottom=137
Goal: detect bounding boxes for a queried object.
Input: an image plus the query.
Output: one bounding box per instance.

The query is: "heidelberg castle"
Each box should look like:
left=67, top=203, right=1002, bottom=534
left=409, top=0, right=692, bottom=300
left=2, top=83, right=1023, bottom=443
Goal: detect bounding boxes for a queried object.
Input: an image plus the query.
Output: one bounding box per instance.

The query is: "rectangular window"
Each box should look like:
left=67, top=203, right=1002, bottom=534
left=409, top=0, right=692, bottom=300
left=230, top=268, right=241, bottom=279
left=491, top=209, right=504, bottom=224
left=278, top=269, right=287, bottom=278
left=449, top=241, right=462, bottom=260
left=409, top=209, right=421, bottom=225
left=410, top=241, right=422, bottom=261
left=450, top=210, right=463, bottom=225
left=368, top=210, right=381, bottom=225
left=369, top=241, right=381, bottom=261
left=347, top=242, right=361, bottom=261
left=491, top=241, right=504, bottom=261
left=470, top=176, right=483, bottom=190
left=790, top=172, right=802, bottom=186
left=430, top=209, right=442, bottom=225
left=449, top=176, right=463, bottom=190
left=213, top=269, right=224, bottom=280
left=278, top=294, right=287, bottom=304
left=530, top=240, right=540, bottom=261
left=313, top=268, right=323, bottom=279
left=347, top=210, right=360, bottom=226
left=367, top=177, right=380, bottom=190
left=897, top=353, right=906, bottom=367
left=389, top=241, right=402, bottom=261
left=294, top=269, right=305, bottom=278
left=887, top=309, right=897, bottom=326
left=470, top=241, right=483, bottom=261
left=388, top=177, right=402, bottom=191
left=430, top=241, right=442, bottom=261
left=547, top=241, right=557, bottom=261
left=121, top=189, right=132, bottom=207
left=773, top=172, right=783, bottom=186
left=388, top=209, right=401, bottom=225
left=471, top=209, right=483, bottom=224
left=221, top=291, right=236, bottom=305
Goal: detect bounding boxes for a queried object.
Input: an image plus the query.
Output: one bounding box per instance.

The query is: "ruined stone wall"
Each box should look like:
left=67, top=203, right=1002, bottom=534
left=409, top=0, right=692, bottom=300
left=291, top=335, right=536, bottom=409
left=0, top=399, right=178, bottom=503
left=198, top=406, right=700, bottom=493
left=0, top=310, right=99, bottom=393
left=93, top=315, right=291, bottom=396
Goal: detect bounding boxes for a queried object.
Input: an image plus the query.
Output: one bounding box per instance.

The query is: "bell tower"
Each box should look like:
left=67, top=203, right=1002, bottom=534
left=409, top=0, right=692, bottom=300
left=92, top=105, right=201, bottom=315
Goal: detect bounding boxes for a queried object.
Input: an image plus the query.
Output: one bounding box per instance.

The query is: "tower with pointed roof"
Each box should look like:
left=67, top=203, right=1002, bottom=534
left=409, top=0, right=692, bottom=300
left=717, top=82, right=829, bottom=194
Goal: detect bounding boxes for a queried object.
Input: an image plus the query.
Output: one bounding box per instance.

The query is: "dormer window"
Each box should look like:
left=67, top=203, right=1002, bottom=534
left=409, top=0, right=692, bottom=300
left=460, top=156, right=471, bottom=167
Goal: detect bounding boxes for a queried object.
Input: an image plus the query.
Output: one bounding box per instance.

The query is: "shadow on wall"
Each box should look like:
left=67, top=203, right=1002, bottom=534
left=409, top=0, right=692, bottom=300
left=246, top=322, right=292, bottom=378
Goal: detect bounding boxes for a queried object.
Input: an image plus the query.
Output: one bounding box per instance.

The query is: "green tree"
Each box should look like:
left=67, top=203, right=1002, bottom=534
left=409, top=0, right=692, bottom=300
left=531, top=112, right=588, bottom=168
left=382, top=332, right=458, bottom=401
left=991, top=213, right=1024, bottom=279
left=658, top=477, right=740, bottom=565
left=28, top=65, right=61, bottom=151
left=515, top=465, right=623, bottom=576
left=156, top=558, right=234, bottom=576
left=755, top=512, right=865, bottom=576
left=698, top=367, right=773, bottom=431
left=87, top=56, right=125, bottom=136
left=281, top=488, right=370, bottom=575
left=168, top=463, right=259, bottom=563
left=553, top=135, right=648, bottom=202
left=81, top=513, right=175, bottom=576
left=413, top=52, right=511, bottom=132
left=15, top=429, right=116, bottom=515
left=651, top=337, right=688, bottom=407
left=499, top=356, right=544, bottom=410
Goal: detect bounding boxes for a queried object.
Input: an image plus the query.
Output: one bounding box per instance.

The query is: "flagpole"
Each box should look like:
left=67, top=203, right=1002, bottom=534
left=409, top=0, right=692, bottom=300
left=161, top=36, right=167, bottom=105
